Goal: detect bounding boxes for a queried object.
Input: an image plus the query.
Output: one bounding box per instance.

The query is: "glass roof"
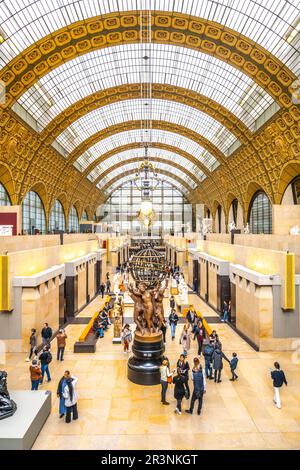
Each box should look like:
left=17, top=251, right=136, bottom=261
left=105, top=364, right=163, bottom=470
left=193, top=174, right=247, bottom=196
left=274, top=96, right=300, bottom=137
left=106, top=172, right=189, bottom=195
left=97, top=161, right=196, bottom=190
left=0, top=1, right=299, bottom=76
left=17, top=44, right=274, bottom=131
left=88, top=147, right=206, bottom=183
left=75, top=129, right=219, bottom=172
left=55, top=99, right=237, bottom=156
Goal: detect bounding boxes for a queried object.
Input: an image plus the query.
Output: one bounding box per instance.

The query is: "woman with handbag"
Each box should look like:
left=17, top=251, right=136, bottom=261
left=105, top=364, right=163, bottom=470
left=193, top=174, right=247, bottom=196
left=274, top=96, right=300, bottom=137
left=173, top=368, right=186, bottom=415
left=180, top=324, right=191, bottom=356
left=160, top=358, right=173, bottom=405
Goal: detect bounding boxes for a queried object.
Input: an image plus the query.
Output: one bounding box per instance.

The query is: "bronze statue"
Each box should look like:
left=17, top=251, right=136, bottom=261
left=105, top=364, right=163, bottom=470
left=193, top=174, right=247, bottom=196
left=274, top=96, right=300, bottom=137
left=153, top=279, right=168, bottom=330
left=128, top=280, right=168, bottom=335
left=0, top=371, right=17, bottom=420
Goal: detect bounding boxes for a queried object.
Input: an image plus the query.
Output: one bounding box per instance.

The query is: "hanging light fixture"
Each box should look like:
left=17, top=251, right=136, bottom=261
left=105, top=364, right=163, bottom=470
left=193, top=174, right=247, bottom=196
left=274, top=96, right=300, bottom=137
left=135, top=6, right=156, bottom=228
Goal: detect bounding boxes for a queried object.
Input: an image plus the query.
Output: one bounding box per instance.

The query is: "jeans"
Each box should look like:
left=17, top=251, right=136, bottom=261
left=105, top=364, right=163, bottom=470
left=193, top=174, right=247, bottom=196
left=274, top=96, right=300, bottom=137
left=205, top=360, right=212, bottom=378
left=97, top=327, right=104, bottom=338
left=189, top=390, right=204, bottom=414
left=42, top=337, right=50, bottom=346
left=214, top=369, right=221, bottom=382
left=29, top=347, right=36, bottom=360
left=223, top=310, right=228, bottom=322
left=160, top=380, right=168, bottom=403
left=41, top=364, right=51, bottom=382
left=231, top=368, right=238, bottom=380
left=197, top=340, right=203, bottom=356
left=66, top=403, right=78, bottom=423
left=31, top=379, right=40, bottom=390
left=57, top=347, right=65, bottom=361
left=170, top=323, right=176, bottom=338
left=273, top=387, right=281, bottom=408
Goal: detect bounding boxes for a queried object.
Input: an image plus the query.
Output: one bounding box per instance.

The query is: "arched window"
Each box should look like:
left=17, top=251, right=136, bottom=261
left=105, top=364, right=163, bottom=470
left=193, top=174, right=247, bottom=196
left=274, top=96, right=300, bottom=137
left=49, top=200, right=66, bottom=232
left=0, top=183, right=11, bottom=206
left=231, top=199, right=238, bottom=224
left=217, top=205, right=222, bottom=233
left=22, top=191, right=46, bottom=234
left=81, top=210, right=88, bottom=221
left=206, top=209, right=211, bottom=219
left=248, top=191, right=272, bottom=234
left=292, top=176, right=300, bottom=204
left=68, top=206, right=79, bottom=232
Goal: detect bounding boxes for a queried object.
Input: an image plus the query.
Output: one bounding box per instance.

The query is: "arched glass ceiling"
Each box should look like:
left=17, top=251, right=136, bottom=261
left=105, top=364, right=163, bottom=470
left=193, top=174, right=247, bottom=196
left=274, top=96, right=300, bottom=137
left=56, top=99, right=237, bottom=155
left=88, top=148, right=206, bottom=183
left=75, top=129, right=219, bottom=172
left=107, top=172, right=189, bottom=196
left=97, top=162, right=196, bottom=190
left=17, top=44, right=274, bottom=130
left=0, top=1, right=299, bottom=75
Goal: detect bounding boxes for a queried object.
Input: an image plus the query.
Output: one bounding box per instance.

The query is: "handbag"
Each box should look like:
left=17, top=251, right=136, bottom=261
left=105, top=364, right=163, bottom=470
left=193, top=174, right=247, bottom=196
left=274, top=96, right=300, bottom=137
left=167, top=375, right=172, bottom=384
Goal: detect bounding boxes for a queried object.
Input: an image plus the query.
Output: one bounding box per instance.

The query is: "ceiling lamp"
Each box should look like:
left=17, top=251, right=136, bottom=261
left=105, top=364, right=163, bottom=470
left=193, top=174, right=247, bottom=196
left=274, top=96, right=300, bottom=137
left=140, top=199, right=153, bottom=216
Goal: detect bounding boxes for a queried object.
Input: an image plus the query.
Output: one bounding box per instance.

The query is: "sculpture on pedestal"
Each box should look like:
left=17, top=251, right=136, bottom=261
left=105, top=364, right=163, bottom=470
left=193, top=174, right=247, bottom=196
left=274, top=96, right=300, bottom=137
left=0, top=371, right=17, bottom=420
left=127, top=247, right=167, bottom=385
left=112, top=296, right=124, bottom=343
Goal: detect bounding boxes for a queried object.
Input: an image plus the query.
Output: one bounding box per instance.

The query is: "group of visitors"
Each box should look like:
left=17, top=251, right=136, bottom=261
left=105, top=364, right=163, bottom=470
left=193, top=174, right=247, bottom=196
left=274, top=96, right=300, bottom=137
left=92, top=302, right=111, bottom=338
left=160, top=355, right=206, bottom=416
left=27, top=322, right=78, bottom=423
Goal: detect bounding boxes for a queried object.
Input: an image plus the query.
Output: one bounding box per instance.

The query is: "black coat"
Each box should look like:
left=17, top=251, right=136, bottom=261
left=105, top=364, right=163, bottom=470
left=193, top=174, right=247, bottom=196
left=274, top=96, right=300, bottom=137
left=173, top=375, right=186, bottom=400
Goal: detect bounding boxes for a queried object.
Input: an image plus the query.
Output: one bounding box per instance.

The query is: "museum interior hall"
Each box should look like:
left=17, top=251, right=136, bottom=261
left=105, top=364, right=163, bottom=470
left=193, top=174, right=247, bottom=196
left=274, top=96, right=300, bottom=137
left=0, top=0, right=300, bottom=452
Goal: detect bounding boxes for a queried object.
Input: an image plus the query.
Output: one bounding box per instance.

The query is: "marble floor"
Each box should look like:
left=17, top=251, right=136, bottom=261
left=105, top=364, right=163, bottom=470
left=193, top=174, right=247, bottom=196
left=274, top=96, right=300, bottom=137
left=2, top=293, right=300, bottom=450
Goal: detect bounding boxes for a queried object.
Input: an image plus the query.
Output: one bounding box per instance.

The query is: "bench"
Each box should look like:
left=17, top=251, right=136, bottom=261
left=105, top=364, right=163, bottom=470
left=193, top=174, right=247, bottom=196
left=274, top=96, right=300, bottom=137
left=73, top=296, right=112, bottom=353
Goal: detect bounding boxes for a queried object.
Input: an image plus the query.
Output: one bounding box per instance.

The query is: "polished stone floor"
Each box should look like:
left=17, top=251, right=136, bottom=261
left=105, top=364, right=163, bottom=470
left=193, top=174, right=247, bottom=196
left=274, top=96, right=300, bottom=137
left=2, top=293, right=300, bottom=450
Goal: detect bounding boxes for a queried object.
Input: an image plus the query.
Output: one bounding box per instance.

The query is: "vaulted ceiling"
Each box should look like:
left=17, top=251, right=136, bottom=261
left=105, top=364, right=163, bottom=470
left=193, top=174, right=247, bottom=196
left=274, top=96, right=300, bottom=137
left=0, top=2, right=299, bottom=214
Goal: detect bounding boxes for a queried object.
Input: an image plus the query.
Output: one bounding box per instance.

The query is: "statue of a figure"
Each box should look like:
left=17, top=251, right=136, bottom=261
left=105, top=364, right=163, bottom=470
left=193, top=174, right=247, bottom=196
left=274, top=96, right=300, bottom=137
left=290, top=225, right=300, bottom=235
left=153, top=280, right=169, bottom=330
left=229, top=220, right=236, bottom=232
left=0, top=371, right=17, bottom=420
left=244, top=223, right=250, bottom=234
left=128, top=283, right=156, bottom=334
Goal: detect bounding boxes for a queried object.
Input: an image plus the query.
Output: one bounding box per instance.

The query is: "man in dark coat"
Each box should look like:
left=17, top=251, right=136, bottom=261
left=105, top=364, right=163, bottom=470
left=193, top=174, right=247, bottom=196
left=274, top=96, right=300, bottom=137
left=173, top=369, right=186, bottom=415
left=41, top=323, right=52, bottom=346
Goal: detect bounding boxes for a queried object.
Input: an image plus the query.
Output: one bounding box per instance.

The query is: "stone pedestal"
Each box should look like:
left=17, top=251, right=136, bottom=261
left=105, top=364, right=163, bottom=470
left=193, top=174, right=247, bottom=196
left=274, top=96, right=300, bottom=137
left=128, top=331, right=165, bottom=386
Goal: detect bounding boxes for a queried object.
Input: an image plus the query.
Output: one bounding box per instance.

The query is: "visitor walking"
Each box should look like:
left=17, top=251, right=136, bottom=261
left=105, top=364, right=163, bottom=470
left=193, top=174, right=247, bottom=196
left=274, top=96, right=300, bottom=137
left=26, top=328, right=37, bottom=362
left=203, top=341, right=214, bottom=379
left=100, top=282, right=105, bottom=298
left=194, top=320, right=204, bottom=356
left=56, top=329, right=67, bottom=361
left=29, top=359, right=42, bottom=390
left=63, top=375, right=79, bottom=423
left=177, top=354, right=190, bottom=399
left=222, top=301, right=228, bottom=322
left=160, top=358, right=173, bottom=405
left=121, top=324, right=132, bottom=353
left=160, top=319, right=167, bottom=343
left=185, top=358, right=206, bottom=416
left=106, top=278, right=111, bottom=293
left=180, top=324, right=191, bottom=356
left=270, top=362, right=287, bottom=409
left=41, top=322, right=52, bottom=346
left=57, top=371, right=71, bottom=418
left=229, top=352, right=239, bottom=381
left=173, top=368, right=186, bottom=415
left=169, top=295, right=175, bottom=310
left=39, top=346, right=52, bottom=383
left=168, top=309, right=179, bottom=340
left=186, top=307, right=197, bottom=333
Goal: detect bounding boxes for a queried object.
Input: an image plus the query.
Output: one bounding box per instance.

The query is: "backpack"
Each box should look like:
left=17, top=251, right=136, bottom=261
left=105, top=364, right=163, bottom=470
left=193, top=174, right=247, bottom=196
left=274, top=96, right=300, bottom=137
left=46, top=352, right=52, bottom=364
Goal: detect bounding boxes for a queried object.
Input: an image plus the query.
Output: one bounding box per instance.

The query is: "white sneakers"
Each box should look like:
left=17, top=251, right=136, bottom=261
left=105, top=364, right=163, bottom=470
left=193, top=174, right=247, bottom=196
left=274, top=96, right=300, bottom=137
left=175, top=408, right=182, bottom=415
